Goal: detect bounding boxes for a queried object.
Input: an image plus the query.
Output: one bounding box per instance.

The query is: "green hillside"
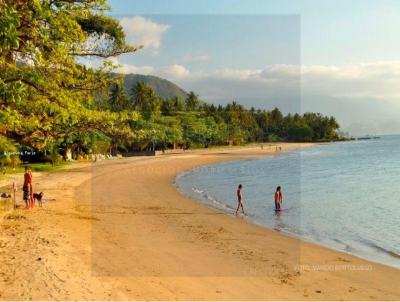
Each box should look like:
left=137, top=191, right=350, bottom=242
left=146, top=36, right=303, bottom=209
left=122, top=74, right=189, bottom=100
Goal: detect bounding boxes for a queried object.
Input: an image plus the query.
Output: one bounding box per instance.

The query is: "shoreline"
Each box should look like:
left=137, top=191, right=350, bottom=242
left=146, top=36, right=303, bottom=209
left=1, top=143, right=399, bottom=300
left=173, top=148, right=400, bottom=270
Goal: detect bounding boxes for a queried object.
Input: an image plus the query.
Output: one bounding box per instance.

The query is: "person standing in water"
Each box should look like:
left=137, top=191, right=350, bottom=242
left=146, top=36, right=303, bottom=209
left=235, top=184, right=245, bottom=215
left=275, top=186, right=283, bottom=211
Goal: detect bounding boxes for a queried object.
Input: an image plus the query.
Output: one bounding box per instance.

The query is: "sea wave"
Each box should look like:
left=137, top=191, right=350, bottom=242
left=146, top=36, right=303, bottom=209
left=191, top=187, right=235, bottom=211
left=363, top=240, right=400, bottom=259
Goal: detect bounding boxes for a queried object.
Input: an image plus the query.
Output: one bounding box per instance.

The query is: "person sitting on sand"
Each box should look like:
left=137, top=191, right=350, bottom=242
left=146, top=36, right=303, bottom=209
left=235, top=184, right=245, bottom=215
left=275, top=186, right=283, bottom=211
left=23, top=166, right=34, bottom=209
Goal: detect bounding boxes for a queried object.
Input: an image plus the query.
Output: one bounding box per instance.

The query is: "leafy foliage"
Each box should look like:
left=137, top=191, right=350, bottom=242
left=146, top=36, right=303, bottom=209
left=123, top=82, right=341, bottom=150
left=0, top=0, right=139, bottom=153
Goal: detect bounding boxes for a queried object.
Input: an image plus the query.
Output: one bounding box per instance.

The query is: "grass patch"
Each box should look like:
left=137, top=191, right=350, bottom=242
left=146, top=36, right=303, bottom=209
left=26, top=162, right=70, bottom=172
left=0, top=162, right=71, bottom=178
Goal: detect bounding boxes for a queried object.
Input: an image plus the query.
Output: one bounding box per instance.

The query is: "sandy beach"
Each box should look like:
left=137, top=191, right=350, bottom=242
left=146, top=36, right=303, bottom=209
left=0, top=143, right=399, bottom=300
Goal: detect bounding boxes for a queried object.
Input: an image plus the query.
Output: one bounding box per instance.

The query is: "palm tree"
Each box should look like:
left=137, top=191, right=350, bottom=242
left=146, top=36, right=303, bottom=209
left=185, top=91, right=200, bottom=111
left=109, top=84, right=130, bottom=111
left=130, top=81, right=155, bottom=111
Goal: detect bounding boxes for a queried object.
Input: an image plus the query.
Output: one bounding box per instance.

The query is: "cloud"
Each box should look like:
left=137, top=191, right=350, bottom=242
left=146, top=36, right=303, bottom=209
left=99, top=59, right=190, bottom=78
left=115, top=63, right=154, bottom=75
left=161, top=64, right=190, bottom=79
left=300, top=62, right=400, bottom=100
left=93, top=57, right=155, bottom=75
left=119, top=16, right=170, bottom=53
left=212, top=68, right=262, bottom=80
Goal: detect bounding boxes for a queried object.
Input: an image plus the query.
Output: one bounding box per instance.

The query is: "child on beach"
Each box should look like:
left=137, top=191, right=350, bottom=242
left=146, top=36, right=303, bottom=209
left=275, top=186, right=283, bottom=211
left=235, top=184, right=245, bottom=215
left=23, top=166, right=34, bottom=209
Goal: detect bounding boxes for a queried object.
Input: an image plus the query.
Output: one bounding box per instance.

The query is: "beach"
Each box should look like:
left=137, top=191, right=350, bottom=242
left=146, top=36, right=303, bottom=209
left=0, top=143, right=399, bottom=300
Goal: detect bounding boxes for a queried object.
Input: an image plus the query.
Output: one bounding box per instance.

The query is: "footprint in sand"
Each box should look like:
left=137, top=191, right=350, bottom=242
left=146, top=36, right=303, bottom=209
left=217, top=227, right=228, bottom=233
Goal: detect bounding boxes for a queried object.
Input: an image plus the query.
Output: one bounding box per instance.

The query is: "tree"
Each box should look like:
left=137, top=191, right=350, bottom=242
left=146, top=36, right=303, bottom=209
left=130, top=82, right=152, bottom=109
left=270, top=107, right=284, bottom=135
left=172, top=96, right=185, bottom=112
left=160, top=98, right=175, bottom=116
left=161, top=96, right=184, bottom=116
left=130, top=81, right=160, bottom=119
left=326, top=117, right=339, bottom=140
left=288, top=125, right=314, bottom=142
left=109, top=83, right=131, bottom=112
left=302, top=113, right=339, bottom=141
left=185, top=91, right=200, bottom=111
left=0, top=0, right=140, bottom=150
left=157, top=117, right=184, bottom=148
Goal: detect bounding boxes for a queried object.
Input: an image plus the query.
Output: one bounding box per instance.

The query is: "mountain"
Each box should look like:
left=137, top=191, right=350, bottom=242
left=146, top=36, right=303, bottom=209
left=122, top=74, right=189, bottom=100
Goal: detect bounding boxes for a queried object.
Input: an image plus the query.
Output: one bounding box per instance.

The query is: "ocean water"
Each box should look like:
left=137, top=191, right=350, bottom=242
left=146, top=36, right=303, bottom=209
left=175, top=135, right=400, bottom=268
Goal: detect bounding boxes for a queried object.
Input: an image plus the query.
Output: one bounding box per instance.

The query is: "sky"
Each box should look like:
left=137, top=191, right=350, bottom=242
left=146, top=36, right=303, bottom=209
left=103, top=0, right=400, bottom=135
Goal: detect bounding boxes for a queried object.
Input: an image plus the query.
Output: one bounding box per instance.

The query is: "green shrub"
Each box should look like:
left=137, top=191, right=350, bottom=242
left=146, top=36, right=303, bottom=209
left=267, top=134, right=280, bottom=142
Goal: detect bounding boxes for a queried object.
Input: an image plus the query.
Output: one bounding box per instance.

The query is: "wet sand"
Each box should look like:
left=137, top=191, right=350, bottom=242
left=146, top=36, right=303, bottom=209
left=0, top=143, right=399, bottom=300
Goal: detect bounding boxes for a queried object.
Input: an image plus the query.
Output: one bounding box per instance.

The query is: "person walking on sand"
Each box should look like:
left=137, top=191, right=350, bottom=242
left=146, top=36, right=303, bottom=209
left=23, top=166, right=34, bottom=209
left=235, top=184, right=245, bottom=215
left=275, top=186, right=283, bottom=211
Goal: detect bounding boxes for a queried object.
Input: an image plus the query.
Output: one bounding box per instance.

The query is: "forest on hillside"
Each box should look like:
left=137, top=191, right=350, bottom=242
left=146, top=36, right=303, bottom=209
left=108, top=82, right=340, bottom=150
left=0, top=0, right=340, bottom=166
